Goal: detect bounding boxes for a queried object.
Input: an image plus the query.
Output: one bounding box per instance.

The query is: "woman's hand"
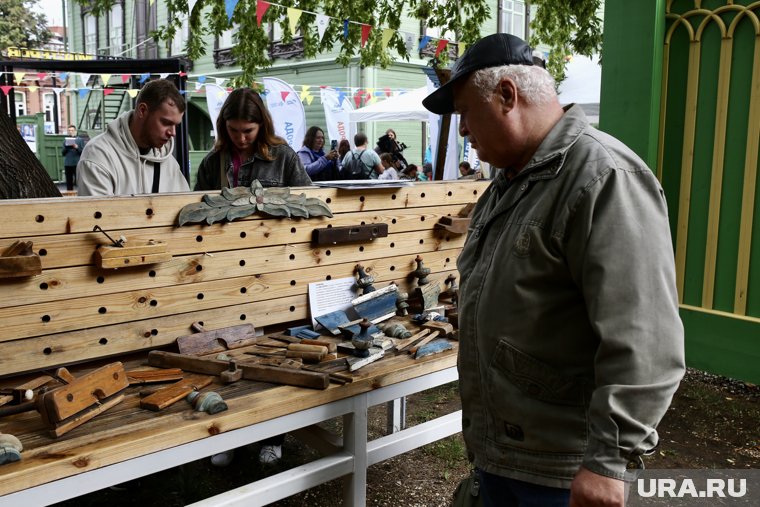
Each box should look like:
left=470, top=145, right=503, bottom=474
left=325, top=150, right=339, bottom=161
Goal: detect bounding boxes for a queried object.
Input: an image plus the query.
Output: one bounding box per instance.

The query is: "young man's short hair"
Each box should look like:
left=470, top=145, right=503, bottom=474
left=136, top=79, right=186, bottom=113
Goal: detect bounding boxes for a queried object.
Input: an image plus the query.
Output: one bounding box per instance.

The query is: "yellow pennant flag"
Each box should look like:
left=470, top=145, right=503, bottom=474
left=458, top=42, right=467, bottom=58
left=101, top=74, right=112, bottom=86
left=149, top=0, right=154, bottom=5
left=13, top=72, right=25, bottom=84
left=127, top=89, right=139, bottom=98
left=299, top=85, right=314, bottom=105
left=28, top=86, right=38, bottom=93
left=381, top=28, right=395, bottom=49
left=287, top=7, right=303, bottom=35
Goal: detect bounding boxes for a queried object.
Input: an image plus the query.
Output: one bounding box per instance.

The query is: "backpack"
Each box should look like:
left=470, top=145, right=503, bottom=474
left=341, top=150, right=371, bottom=180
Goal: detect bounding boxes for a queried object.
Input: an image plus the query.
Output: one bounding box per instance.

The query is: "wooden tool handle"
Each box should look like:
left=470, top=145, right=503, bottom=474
left=286, top=350, right=326, bottom=363
left=299, top=339, right=338, bottom=353
left=287, top=343, right=329, bottom=355
left=409, top=331, right=440, bottom=355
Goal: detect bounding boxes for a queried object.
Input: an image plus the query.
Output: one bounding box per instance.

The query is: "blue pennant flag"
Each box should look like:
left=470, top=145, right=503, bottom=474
left=179, top=90, right=187, bottom=95
left=419, top=35, right=431, bottom=51
left=139, top=73, right=150, bottom=84
left=78, top=88, right=89, bottom=99
left=337, top=90, right=346, bottom=106
left=343, top=20, right=349, bottom=40
left=224, top=0, right=238, bottom=21
left=59, top=72, right=69, bottom=82
left=198, top=75, right=207, bottom=84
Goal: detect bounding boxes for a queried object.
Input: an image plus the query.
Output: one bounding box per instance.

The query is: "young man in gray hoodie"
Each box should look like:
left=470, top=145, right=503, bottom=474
left=76, top=79, right=190, bottom=196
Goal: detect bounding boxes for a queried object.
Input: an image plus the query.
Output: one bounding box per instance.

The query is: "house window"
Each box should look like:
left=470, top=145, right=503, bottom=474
left=109, top=4, right=124, bottom=55
left=499, top=0, right=526, bottom=39
left=84, top=14, right=97, bottom=55
left=170, top=12, right=189, bottom=55
left=43, top=93, right=56, bottom=123
left=424, top=0, right=454, bottom=40
left=219, top=24, right=238, bottom=49
left=14, top=91, right=27, bottom=117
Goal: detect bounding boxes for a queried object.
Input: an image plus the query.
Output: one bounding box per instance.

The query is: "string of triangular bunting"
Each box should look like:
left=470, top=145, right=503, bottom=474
left=227, top=0, right=467, bottom=55
left=0, top=74, right=419, bottom=108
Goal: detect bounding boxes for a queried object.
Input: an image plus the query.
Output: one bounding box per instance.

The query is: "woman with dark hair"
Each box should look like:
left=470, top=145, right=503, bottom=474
left=195, top=88, right=311, bottom=190
left=296, top=126, right=339, bottom=181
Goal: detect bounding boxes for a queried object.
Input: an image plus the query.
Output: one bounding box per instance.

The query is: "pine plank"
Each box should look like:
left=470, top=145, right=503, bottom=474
left=0, top=237, right=461, bottom=308
left=0, top=203, right=468, bottom=271
left=0, top=268, right=457, bottom=378
left=0, top=234, right=463, bottom=340
left=0, top=345, right=457, bottom=497
left=0, top=181, right=489, bottom=238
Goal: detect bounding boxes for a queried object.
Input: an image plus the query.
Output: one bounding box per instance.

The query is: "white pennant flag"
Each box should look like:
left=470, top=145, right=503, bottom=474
left=316, top=14, right=330, bottom=42
left=204, top=84, right=229, bottom=138
left=215, top=77, right=226, bottom=86
left=159, top=73, right=169, bottom=79
left=403, top=32, right=416, bottom=54
left=80, top=73, right=91, bottom=88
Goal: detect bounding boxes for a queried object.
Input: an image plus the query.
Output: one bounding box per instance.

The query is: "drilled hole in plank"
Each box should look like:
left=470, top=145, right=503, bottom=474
left=196, top=235, right=203, bottom=242
left=98, top=307, right=107, bottom=314
left=146, top=208, right=154, bottom=216
left=40, top=282, right=48, bottom=290
left=148, top=270, right=156, bottom=277
left=35, top=215, right=44, bottom=223
left=197, top=293, right=204, bottom=300
left=97, top=276, right=105, bottom=283
left=41, top=315, right=51, bottom=322
left=94, top=211, right=102, bottom=219
left=240, top=231, right=247, bottom=238
left=289, top=306, right=296, bottom=312
left=99, top=338, right=108, bottom=345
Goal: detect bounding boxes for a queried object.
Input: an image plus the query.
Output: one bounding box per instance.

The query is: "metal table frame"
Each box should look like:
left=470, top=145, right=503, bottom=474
left=2, top=367, right=460, bottom=507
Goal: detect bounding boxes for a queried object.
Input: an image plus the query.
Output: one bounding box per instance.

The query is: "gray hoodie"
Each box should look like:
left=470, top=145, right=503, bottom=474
left=76, top=111, right=189, bottom=196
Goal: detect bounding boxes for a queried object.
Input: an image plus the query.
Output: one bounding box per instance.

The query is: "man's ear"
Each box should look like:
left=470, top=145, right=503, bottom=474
left=498, top=78, right=517, bottom=112
left=135, top=102, right=149, bottom=119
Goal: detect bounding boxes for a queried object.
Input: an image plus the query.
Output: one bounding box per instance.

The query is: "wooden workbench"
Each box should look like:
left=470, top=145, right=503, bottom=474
left=0, top=181, right=487, bottom=505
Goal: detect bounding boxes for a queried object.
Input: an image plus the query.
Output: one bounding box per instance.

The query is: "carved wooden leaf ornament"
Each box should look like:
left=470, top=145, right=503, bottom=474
left=177, top=180, right=333, bottom=226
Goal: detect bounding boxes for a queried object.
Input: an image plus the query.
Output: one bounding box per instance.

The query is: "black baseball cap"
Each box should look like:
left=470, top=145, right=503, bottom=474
left=422, top=33, right=535, bottom=115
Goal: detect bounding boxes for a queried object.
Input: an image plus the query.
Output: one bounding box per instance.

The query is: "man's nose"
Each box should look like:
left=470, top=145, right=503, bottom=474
left=168, top=125, right=176, bottom=138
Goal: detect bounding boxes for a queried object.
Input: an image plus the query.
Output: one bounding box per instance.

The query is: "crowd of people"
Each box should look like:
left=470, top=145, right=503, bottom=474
left=73, top=81, right=480, bottom=196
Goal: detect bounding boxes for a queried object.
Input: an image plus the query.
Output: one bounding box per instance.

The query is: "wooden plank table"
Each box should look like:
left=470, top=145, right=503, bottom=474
left=0, top=342, right=460, bottom=506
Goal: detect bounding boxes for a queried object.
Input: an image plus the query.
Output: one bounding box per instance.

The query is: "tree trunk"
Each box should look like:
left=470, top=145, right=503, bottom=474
left=0, top=109, right=62, bottom=199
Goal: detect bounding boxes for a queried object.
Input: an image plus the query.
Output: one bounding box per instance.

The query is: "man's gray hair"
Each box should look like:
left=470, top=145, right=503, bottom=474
left=471, top=65, right=556, bottom=106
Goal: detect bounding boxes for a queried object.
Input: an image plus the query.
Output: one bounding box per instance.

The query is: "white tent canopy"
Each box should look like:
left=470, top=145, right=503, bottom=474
left=348, top=87, right=430, bottom=122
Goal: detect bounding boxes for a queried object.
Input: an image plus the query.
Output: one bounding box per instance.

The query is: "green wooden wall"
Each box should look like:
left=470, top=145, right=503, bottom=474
left=602, top=0, right=760, bottom=383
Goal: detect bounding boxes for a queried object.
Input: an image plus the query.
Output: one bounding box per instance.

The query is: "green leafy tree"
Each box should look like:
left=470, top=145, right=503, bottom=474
left=0, top=0, right=52, bottom=49
left=83, top=0, right=491, bottom=85
left=529, top=0, right=603, bottom=84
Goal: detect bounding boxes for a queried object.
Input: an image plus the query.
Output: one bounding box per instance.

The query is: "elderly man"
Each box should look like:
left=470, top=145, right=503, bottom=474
left=423, top=34, right=684, bottom=506
left=77, top=79, right=189, bottom=196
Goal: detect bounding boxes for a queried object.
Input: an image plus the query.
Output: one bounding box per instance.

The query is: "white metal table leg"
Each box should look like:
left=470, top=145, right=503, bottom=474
left=342, top=394, right=369, bottom=506
left=385, top=397, right=406, bottom=434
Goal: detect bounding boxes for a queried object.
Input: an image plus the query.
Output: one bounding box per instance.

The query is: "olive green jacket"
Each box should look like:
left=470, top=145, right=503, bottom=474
left=457, top=105, right=685, bottom=488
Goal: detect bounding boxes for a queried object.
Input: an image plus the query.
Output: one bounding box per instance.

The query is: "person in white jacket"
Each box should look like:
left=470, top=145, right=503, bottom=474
left=76, top=79, right=190, bottom=196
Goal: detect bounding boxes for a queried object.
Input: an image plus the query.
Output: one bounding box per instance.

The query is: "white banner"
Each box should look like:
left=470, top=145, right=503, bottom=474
left=320, top=86, right=354, bottom=148
left=263, top=77, right=306, bottom=151
left=204, top=84, right=229, bottom=139
left=462, top=136, right=481, bottom=169
left=427, top=78, right=460, bottom=180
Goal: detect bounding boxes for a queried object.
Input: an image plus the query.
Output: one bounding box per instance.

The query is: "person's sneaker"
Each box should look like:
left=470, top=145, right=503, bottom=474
left=210, top=450, right=235, bottom=467
left=258, top=444, right=282, bottom=465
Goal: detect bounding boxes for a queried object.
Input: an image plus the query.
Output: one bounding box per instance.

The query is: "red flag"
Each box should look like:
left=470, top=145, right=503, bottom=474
left=361, top=25, right=372, bottom=47
left=384, top=87, right=391, bottom=97
left=354, top=90, right=363, bottom=108
left=179, top=71, right=187, bottom=77
left=104, top=88, right=115, bottom=96
left=435, top=39, right=449, bottom=57
left=257, top=0, right=270, bottom=27
left=37, top=72, right=47, bottom=80
left=121, top=75, right=130, bottom=84
left=0, top=86, right=11, bottom=96
left=280, top=91, right=290, bottom=101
